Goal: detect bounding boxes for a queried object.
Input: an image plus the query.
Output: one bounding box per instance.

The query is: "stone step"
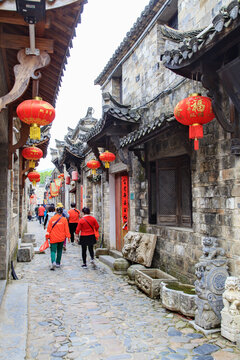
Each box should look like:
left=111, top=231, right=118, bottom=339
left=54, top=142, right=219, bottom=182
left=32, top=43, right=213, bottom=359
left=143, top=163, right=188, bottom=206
left=98, top=255, right=116, bottom=269
left=0, top=280, right=7, bottom=307
left=0, top=282, right=28, bottom=359
left=109, top=249, right=123, bottom=259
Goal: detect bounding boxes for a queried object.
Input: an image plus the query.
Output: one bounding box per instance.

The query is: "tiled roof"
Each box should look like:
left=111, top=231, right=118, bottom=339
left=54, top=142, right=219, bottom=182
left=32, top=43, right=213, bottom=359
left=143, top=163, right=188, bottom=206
left=120, top=112, right=175, bottom=147
left=82, top=105, right=140, bottom=143
left=161, top=2, right=240, bottom=68
left=94, top=0, right=167, bottom=86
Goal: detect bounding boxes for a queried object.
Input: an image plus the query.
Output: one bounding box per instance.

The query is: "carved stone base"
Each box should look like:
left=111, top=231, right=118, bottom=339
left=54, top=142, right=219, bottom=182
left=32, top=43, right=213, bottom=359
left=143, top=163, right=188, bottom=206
left=195, top=296, right=222, bottom=330
left=221, top=311, right=240, bottom=342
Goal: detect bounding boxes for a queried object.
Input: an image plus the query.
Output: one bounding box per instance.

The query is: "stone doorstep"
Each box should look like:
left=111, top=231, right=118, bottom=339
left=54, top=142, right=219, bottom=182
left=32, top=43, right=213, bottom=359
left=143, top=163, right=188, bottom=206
left=0, top=282, right=28, bottom=360
left=109, top=249, right=123, bottom=259
left=95, top=248, right=109, bottom=258
left=98, top=255, right=116, bottom=269
left=189, top=320, right=221, bottom=335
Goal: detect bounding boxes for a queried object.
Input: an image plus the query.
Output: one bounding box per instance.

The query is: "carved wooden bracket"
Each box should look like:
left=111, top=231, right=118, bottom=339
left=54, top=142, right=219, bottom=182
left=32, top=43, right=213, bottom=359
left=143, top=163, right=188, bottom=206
left=10, top=122, right=30, bottom=153
left=0, top=49, right=51, bottom=111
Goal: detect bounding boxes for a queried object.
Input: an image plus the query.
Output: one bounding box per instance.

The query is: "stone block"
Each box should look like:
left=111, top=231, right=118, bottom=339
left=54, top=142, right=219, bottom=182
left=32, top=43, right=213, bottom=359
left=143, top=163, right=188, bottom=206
left=95, top=248, right=109, bottom=258
left=113, top=258, right=130, bottom=275
left=22, top=233, right=36, bottom=246
left=122, top=231, right=157, bottom=267
left=17, top=247, right=33, bottom=262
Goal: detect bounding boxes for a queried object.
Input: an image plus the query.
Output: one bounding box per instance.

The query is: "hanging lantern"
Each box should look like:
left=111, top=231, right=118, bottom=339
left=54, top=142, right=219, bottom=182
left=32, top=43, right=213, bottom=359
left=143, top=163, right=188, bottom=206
left=28, top=171, right=40, bottom=186
left=22, top=146, right=43, bottom=168
left=99, top=151, right=116, bottom=168
left=16, top=97, right=55, bottom=140
left=58, top=173, right=64, bottom=179
left=72, top=171, right=78, bottom=181
left=174, top=93, right=215, bottom=150
left=65, top=175, right=70, bottom=185
left=87, top=159, right=101, bottom=175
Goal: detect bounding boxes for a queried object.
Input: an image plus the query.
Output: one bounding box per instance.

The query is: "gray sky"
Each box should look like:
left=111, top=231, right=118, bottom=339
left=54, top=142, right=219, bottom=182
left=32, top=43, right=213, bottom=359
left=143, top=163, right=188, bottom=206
left=38, top=0, right=150, bottom=171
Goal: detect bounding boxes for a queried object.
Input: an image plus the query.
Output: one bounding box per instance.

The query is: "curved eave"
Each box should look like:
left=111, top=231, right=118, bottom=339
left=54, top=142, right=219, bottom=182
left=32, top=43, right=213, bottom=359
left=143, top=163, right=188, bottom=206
left=163, top=14, right=240, bottom=79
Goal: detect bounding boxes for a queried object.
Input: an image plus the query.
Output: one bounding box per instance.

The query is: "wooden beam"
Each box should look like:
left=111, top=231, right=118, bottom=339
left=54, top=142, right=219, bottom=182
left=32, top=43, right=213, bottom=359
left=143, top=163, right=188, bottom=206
left=0, top=32, right=54, bottom=53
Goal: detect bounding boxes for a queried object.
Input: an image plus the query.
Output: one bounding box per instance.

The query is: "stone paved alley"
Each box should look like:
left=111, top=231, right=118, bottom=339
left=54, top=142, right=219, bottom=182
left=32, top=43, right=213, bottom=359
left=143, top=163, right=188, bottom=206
left=1, top=221, right=240, bottom=360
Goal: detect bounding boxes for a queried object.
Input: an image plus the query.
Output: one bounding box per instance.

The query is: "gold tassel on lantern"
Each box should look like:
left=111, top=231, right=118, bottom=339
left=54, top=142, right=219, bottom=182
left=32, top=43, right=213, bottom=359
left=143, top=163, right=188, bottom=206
left=30, top=124, right=41, bottom=140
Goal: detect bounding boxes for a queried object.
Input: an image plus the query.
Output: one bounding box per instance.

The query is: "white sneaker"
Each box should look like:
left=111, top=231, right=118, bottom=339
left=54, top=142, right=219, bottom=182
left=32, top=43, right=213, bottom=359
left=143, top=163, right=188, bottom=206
left=56, top=263, right=60, bottom=268
left=50, top=262, right=56, bottom=270
left=90, top=259, right=95, bottom=265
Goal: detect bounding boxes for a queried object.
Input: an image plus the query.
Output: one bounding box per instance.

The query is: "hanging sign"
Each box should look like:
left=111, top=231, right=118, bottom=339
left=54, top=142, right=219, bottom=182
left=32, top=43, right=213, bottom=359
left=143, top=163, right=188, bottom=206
left=121, top=176, right=128, bottom=230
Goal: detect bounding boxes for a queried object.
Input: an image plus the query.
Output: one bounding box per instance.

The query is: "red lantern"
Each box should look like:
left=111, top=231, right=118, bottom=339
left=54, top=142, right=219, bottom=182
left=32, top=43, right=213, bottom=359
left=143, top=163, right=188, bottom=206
left=58, top=173, right=64, bottom=179
left=87, top=159, right=101, bottom=175
left=72, top=171, right=78, bottom=181
left=65, top=176, right=70, bottom=185
left=17, top=97, right=55, bottom=140
left=22, top=146, right=43, bottom=168
left=99, top=151, right=116, bottom=168
left=28, top=171, right=40, bottom=186
left=174, top=93, right=215, bottom=150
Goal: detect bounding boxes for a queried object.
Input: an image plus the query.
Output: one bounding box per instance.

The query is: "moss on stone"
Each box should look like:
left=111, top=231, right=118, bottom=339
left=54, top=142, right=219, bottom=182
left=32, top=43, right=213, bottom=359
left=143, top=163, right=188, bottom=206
left=139, top=224, right=147, bottom=233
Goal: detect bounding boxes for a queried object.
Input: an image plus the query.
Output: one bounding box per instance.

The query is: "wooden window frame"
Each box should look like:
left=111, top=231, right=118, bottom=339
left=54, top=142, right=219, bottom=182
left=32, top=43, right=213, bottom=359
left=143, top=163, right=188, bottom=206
left=148, top=155, right=192, bottom=228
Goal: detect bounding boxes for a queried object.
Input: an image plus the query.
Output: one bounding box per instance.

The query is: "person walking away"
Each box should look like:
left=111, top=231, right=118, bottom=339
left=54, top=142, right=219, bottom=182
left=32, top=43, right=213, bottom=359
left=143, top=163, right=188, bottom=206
left=27, top=210, right=32, bottom=221
left=38, top=204, right=45, bottom=225
left=68, top=202, right=80, bottom=244
left=35, top=205, right=39, bottom=221
left=43, top=205, right=55, bottom=229
left=56, top=202, right=69, bottom=251
left=75, top=207, right=99, bottom=268
left=46, top=205, right=70, bottom=270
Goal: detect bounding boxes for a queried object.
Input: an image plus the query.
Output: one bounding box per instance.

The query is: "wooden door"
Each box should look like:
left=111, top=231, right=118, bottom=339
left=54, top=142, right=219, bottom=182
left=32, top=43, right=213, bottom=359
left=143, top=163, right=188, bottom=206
left=115, top=173, right=129, bottom=251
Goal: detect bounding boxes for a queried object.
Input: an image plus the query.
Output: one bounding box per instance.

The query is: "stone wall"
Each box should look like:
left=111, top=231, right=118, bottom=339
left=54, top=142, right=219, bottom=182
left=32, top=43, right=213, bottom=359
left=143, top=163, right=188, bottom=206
left=0, top=50, right=11, bottom=280
left=178, top=0, right=231, bottom=29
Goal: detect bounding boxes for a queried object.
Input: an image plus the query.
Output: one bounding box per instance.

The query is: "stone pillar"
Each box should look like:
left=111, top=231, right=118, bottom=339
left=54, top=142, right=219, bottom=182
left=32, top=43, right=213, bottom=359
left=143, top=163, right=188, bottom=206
left=221, top=276, right=240, bottom=342
left=194, top=237, right=229, bottom=330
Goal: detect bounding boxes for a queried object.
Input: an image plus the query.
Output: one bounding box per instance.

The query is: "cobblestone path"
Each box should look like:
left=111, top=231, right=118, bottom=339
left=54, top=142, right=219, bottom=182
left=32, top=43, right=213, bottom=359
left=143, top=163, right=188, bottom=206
left=15, top=221, right=240, bottom=360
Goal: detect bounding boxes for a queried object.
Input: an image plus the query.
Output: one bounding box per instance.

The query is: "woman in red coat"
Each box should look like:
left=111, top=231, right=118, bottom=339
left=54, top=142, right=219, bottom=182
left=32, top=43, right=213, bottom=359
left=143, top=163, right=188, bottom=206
left=75, top=207, right=99, bottom=268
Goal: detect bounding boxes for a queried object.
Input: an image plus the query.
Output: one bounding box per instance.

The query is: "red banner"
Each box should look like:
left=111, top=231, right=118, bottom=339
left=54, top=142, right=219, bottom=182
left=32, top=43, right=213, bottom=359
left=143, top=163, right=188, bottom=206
left=121, top=176, right=128, bottom=230
left=80, top=185, right=83, bottom=210
left=50, top=182, right=59, bottom=197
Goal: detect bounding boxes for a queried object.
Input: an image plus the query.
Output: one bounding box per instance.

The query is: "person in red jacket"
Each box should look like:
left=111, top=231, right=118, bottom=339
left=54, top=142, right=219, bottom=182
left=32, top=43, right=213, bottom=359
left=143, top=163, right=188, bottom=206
left=68, top=202, right=80, bottom=243
left=46, top=205, right=70, bottom=270
left=38, top=204, right=45, bottom=225
left=75, top=207, right=99, bottom=268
